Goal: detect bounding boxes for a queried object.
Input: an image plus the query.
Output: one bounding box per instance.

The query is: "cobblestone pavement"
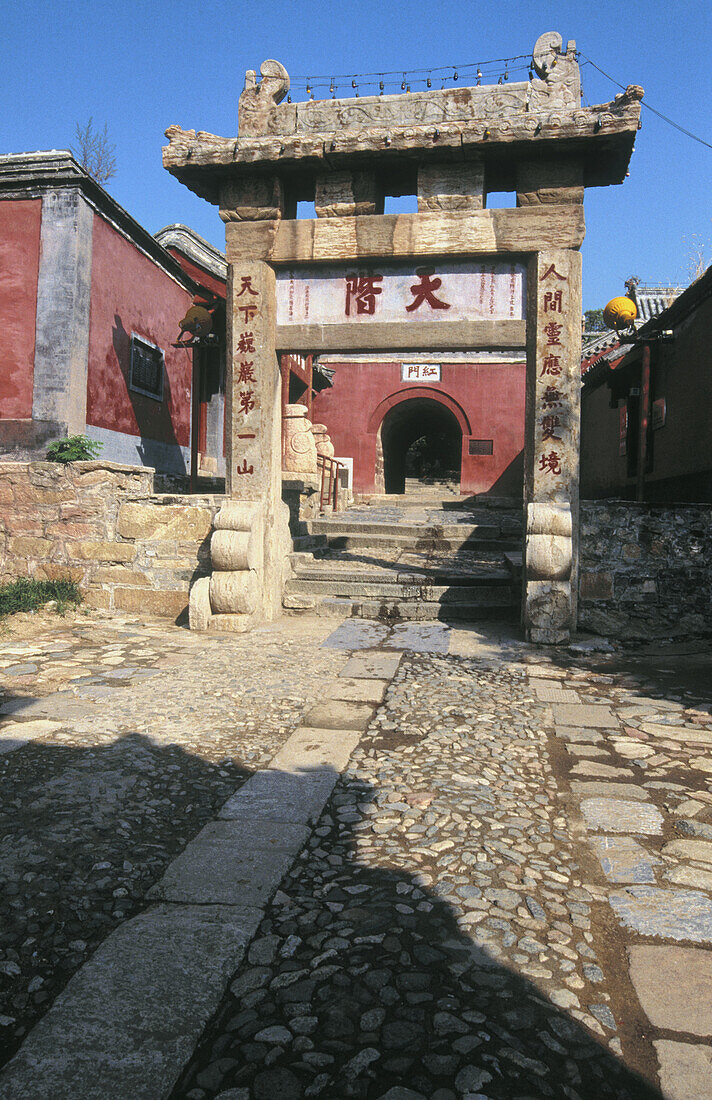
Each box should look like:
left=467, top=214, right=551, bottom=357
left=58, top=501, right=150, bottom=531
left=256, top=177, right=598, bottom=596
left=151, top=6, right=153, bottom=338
left=2, top=612, right=712, bottom=1098
left=174, top=624, right=712, bottom=1100
left=0, top=610, right=343, bottom=1063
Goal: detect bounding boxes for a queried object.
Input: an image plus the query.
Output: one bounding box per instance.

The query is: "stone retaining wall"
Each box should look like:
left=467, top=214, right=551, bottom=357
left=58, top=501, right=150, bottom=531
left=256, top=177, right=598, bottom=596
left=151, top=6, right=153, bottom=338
left=579, top=501, right=712, bottom=640
left=0, top=461, right=223, bottom=619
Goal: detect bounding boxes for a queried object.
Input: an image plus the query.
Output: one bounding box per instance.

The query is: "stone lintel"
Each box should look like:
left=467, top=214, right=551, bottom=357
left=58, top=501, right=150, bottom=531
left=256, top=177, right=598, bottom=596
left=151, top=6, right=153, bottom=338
left=275, top=319, right=526, bottom=353
left=225, top=206, right=585, bottom=265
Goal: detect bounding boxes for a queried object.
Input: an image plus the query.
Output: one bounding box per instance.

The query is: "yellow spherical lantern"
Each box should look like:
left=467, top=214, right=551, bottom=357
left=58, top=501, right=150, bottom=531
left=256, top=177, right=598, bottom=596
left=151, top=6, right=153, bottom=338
left=603, top=295, right=637, bottom=330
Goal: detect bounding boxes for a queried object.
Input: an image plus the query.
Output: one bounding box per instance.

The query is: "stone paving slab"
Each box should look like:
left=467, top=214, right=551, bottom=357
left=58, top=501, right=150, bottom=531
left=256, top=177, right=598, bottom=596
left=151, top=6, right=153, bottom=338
left=323, top=677, right=389, bottom=704
left=570, top=781, right=652, bottom=800
left=591, top=836, right=659, bottom=884
left=580, top=797, right=664, bottom=834
left=302, top=698, right=375, bottom=730
left=554, top=725, right=604, bottom=743
left=321, top=619, right=388, bottom=650
left=383, top=621, right=451, bottom=653
left=662, top=838, right=712, bottom=865
left=338, top=650, right=402, bottom=679
left=0, top=903, right=262, bottom=1100
left=268, top=727, right=361, bottom=773
left=147, top=830, right=305, bottom=907
left=218, top=766, right=340, bottom=826
left=654, top=1040, right=712, bottom=1100
left=553, top=703, right=621, bottom=728
left=628, top=945, right=712, bottom=1035
left=609, top=886, right=712, bottom=942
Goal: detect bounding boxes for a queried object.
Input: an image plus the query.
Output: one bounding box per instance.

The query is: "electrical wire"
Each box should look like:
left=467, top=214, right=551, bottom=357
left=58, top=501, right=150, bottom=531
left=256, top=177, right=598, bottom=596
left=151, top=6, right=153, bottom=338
left=580, top=53, right=712, bottom=152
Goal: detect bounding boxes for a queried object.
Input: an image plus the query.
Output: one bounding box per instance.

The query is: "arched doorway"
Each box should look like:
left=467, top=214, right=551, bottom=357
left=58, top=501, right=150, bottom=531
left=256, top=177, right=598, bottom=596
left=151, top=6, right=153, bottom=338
left=379, top=396, right=463, bottom=494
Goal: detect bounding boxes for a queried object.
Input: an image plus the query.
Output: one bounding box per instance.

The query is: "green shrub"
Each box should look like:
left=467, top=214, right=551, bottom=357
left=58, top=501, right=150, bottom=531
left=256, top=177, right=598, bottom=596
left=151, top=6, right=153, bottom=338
left=0, top=578, right=82, bottom=618
left=46, top=435, right=103, bottom=463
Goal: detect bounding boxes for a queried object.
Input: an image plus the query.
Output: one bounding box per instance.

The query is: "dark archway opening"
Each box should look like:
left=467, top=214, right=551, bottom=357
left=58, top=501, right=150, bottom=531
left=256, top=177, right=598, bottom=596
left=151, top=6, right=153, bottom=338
left=380, top=397, right=462, bottom=494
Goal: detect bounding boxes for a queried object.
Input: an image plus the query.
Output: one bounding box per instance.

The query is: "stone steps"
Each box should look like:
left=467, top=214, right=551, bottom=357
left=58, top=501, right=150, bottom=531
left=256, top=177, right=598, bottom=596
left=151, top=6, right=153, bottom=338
left=287, top=497, right=522, bottom=622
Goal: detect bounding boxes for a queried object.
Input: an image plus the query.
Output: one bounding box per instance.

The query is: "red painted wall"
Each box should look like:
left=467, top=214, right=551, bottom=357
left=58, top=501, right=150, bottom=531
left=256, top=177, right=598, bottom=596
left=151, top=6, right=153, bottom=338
left=86, top=214, right=193, bottom=446
left=0, top=199, right=42, bottom=418
left=166, top=247, right=226, bottom=300
left=311, top=359, right=525, bottom=495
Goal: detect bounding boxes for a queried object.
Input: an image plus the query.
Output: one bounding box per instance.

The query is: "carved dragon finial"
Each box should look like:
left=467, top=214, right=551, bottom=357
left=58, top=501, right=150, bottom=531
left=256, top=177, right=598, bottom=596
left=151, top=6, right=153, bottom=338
left=243, top=59, right=290, bottom=105
left=532, top=32, right=578, bottom=82
left=239, top=60, right=290, bottom=137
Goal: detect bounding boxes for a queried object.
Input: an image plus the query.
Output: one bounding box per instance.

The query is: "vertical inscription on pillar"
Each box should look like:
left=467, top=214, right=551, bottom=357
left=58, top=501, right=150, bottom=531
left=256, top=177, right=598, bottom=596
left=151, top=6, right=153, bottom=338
left=226, top=261, right=278, bottom=500
left=524, top=248, right=582, bottom=643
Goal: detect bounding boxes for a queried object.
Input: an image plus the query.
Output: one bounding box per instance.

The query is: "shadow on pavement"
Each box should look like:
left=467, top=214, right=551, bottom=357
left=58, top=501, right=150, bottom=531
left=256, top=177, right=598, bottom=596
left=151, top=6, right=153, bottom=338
left=174, top=770, right=662, bottom=1100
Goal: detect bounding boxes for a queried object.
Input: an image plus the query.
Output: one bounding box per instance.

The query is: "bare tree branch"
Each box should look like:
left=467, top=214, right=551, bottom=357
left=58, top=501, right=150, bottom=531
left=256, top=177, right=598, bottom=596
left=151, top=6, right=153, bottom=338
left=72, top=117, right=117, bottom=184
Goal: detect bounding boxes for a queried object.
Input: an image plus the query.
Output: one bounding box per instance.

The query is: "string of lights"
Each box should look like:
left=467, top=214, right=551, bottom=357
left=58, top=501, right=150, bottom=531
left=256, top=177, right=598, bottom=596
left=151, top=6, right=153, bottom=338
left=285, top=53, right=535, bottom=100
left=283, top=47, right=712, bottom=153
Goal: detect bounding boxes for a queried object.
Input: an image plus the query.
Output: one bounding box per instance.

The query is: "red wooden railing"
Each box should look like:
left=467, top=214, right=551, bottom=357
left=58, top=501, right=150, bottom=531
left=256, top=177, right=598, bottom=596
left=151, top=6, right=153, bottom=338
left=317, top=454, right=345, bottom=512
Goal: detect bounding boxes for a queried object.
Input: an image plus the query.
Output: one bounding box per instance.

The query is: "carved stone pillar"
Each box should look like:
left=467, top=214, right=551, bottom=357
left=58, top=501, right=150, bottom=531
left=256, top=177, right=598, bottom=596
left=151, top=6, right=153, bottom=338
left=516, top=159, right=584, bottom=207
left=523, top=248, right=582, bottom=643
left=417, top=163, right=484, bottom=212
left=314, top=171, right=381, bottom=217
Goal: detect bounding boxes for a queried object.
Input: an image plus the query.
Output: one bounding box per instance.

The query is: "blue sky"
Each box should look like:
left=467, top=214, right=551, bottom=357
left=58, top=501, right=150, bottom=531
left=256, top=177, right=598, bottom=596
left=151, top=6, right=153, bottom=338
left=5, top=0, right=711, bottom=309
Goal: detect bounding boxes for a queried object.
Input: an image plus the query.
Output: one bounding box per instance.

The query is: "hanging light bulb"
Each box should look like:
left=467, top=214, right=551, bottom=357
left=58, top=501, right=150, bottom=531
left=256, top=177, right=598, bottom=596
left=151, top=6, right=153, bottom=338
left=306, top=81, right=311, bottom=95
left=287, top=94, right=292, bottom=103
left=528, top=68, right=534, bottom=81
left=406, top=84, right=410, bottom=93
left=426, top=76, right=431, bottom=88
left=476, top=67, right=482, bottom=85
left=401, top=74, right=406, bottom=90
left=379, top=80, right=384, bottom=94
left=351, top=78, right=356, bottom=89
left=330, top=79, right=335, bottom=97
left=453, top=70, right=459, bottom=81
left=504, top=65, right=509, bottom=81
left=497, top=75, right=503, bottom=85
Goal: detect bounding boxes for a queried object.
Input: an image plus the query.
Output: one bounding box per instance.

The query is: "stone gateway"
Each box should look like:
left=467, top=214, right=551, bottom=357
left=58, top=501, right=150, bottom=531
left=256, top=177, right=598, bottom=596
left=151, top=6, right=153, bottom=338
left=163, top=31, right=642, bottom=642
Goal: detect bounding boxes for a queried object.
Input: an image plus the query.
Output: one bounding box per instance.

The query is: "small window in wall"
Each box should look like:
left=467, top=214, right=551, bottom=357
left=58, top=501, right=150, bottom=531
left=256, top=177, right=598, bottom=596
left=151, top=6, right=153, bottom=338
left=469, top=438, right=494, bottom=456
left=129, top=335, right=164, bottom=400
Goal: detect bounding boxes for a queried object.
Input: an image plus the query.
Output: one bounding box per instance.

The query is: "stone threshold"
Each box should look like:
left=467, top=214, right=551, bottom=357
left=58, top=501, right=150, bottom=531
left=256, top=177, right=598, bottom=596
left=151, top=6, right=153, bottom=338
left=0, top=650, right=401, bottom=1099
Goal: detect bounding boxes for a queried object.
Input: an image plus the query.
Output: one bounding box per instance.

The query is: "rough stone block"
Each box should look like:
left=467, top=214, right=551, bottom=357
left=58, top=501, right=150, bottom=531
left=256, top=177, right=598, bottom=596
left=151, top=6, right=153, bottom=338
left=654, top=1040, right=712, bottom=1099
left=628, top=946, right=712, bottom=1035
left=579, top=571, right=614, bottom=601
left=188, top=576, right=212, bottom=632
left=92, top=568, right=151, bottom=587
left=81, top=588, right=113, bottom=610
left=117, top=503, right=213, bottom=541
left=34, top=564, right=85, bottom=583
left=0, top=904, right=261, bottom=1100
left=7, top=535, right=54, bottom=558
left=72, top=541, right=136, bottom=563
left=113, top=588, right=187, bottom=618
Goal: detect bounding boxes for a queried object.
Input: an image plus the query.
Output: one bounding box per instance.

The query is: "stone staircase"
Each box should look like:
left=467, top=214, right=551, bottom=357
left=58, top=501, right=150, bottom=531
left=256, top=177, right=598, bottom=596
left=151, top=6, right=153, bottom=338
left=284, top=490, right=523, bottom=622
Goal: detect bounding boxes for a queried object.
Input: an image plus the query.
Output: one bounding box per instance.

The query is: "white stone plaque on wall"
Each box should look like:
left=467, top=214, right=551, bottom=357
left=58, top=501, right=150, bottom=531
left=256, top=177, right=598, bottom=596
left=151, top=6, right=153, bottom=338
left=276, top=262, right=525, bottom=325
left=401, top=363, right=441, bottom=382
